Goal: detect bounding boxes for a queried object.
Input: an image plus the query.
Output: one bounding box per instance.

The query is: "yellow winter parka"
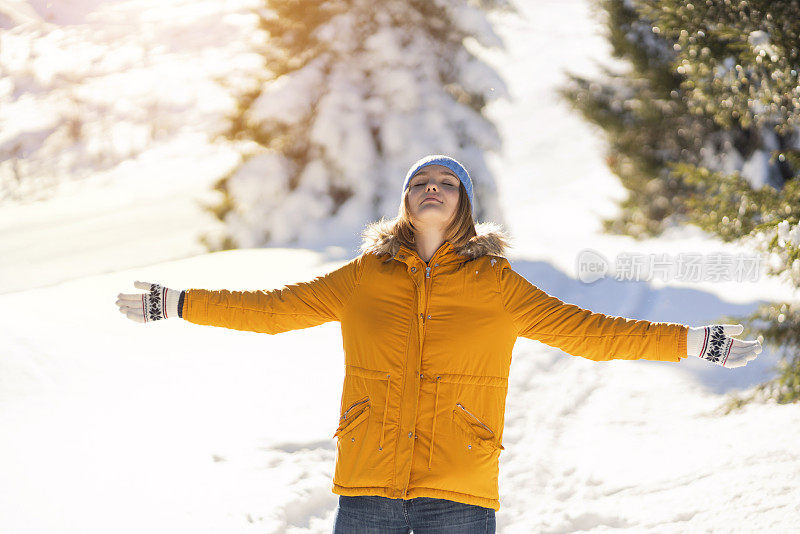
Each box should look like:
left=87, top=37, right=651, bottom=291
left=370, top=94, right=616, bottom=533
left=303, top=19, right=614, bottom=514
left=180, top=221, right=688, bottom=511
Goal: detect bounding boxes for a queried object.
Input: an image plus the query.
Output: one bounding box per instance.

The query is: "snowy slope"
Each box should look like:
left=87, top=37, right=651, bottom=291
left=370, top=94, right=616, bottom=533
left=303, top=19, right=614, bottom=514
left=2, top=0, right=799, bottom=533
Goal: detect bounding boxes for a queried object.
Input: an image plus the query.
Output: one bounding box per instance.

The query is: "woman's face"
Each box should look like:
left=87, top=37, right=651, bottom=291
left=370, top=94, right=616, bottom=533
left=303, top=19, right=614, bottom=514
left=406, top=164, right=461, bottom=229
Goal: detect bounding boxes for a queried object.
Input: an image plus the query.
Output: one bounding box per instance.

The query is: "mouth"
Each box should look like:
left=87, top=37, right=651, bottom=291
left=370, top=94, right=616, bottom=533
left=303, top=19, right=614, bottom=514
left=423, top=197, right=441, bottom=204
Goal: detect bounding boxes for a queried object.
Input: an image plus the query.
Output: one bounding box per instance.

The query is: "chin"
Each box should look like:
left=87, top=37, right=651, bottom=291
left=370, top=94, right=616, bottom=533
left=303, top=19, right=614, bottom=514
left=415, top=215, right=454, bottom=227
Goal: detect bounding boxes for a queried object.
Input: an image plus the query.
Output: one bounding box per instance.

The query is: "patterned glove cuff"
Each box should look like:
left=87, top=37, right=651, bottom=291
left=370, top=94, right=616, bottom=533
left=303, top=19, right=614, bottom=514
left=687, top=326, right=704, bottom=357
left=688, top=325, right=734, bottom=366
left=164, top=288, right=182, bottom=319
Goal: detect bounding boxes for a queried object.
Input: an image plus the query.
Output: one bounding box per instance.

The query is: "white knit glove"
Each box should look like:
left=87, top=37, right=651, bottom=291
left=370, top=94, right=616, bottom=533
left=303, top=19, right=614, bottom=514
left=687, top=324, right=762, bottom=368
left=116, top=281, right=184, bottom=323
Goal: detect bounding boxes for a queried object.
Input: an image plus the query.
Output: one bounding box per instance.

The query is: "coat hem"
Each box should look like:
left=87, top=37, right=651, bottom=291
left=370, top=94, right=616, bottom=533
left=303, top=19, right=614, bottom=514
left=331, top=483, right=500, bottom=511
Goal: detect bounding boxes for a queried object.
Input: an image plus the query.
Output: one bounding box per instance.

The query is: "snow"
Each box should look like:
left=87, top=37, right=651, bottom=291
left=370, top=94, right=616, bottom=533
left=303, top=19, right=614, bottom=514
left=444, top=1, right=504, bottom=49
left=748, top=30, right=780, bottom=63
left=0, top=0, right=262, bottom=204
left=2, top=0, right=800, bottom=532
left=249, top=60, right=326, bottom=126
left=740, top=149, right=773, bottom=189
left=777, top=220, right=800, bottom=248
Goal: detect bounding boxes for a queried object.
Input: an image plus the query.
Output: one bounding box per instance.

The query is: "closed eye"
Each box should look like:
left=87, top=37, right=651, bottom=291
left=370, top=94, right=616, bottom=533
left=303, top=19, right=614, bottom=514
left=412, top=182, right=456, bottom=187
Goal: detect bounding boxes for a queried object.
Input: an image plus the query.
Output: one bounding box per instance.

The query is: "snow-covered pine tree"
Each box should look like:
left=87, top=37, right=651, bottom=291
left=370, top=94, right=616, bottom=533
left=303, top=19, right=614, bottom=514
left=558, top=0, right=722, bottom=238
left=560, top=0, right=800, bottom=403
left=202, top=0, right=512, bottom=252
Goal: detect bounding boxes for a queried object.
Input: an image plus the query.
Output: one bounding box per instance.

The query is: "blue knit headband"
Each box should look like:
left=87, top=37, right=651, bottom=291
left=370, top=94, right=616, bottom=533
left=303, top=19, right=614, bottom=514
left=402, top=155, right=474, bottom=209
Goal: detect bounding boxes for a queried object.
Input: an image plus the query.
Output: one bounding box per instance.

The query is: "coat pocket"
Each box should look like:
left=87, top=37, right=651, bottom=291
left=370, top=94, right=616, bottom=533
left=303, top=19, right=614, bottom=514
left=333, top=396, right=370, bottom=439
left=452, top=402, right=504, bottom=452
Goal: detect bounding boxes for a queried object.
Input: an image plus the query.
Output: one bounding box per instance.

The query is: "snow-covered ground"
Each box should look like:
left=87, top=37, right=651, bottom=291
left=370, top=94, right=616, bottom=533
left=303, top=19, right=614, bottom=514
left=2, top=1, right=799, bottom=533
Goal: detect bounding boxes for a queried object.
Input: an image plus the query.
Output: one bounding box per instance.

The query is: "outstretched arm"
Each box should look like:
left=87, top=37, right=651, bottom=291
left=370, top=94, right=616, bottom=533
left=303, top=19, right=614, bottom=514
left=496, top=258, right=687, bottom=362
left=116, top=255, right=364, bottom=334
left=495, top=259, right=762, bottom=367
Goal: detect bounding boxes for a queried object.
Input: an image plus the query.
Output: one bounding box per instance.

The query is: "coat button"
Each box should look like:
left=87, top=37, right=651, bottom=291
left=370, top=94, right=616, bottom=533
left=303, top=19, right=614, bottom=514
left=408, top=431, right=413, bottom=438
left=411, top=267, right=416, bottom=272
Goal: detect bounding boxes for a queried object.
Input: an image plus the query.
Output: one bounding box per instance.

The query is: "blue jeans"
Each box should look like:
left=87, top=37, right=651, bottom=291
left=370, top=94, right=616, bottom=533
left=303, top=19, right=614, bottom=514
left=332, top=495, right=496, bottom=533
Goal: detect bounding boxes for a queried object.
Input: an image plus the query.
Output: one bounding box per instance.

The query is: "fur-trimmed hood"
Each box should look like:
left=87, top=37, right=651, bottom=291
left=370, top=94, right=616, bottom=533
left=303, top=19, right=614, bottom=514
left=358, top=218, right=511, bottom=261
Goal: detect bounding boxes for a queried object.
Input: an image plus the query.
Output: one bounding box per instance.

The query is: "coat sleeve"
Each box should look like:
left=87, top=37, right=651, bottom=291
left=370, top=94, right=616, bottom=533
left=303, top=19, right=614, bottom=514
left=180, top=255, right=364, bottom=334
left=494, top=258, right=688, bottom=362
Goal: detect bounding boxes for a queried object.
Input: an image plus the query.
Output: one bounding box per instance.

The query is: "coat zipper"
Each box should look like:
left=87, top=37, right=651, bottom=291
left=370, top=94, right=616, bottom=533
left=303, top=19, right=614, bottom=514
left=422, top=265, right=432, bottom=325
left=341, top=397, right=369, bottom=421
left=455, top=402, right=493, bottom=435
left=407, top=256, right=439, bottom=497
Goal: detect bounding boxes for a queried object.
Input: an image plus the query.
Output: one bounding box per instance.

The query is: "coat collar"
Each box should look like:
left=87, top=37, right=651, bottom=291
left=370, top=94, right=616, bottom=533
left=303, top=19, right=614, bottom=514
left=359, top=219, right=510, bottom=265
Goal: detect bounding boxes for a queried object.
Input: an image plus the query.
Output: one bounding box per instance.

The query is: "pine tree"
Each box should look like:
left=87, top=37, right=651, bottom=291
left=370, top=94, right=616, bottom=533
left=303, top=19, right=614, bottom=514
left=201, top=0, right=513, bottom=251
left=560, top=0, right=800, bottom=403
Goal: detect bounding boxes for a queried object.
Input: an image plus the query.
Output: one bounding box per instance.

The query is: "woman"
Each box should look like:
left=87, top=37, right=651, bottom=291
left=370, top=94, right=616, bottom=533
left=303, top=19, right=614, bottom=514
left=116, top=154, right=762, bottom=533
